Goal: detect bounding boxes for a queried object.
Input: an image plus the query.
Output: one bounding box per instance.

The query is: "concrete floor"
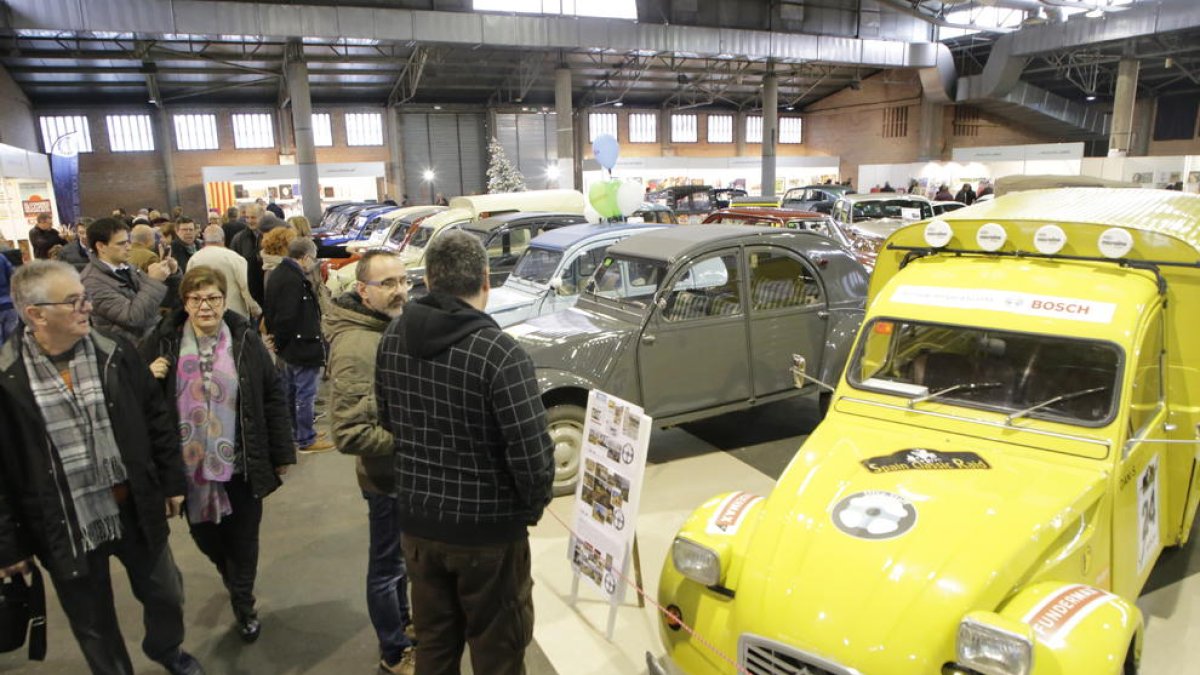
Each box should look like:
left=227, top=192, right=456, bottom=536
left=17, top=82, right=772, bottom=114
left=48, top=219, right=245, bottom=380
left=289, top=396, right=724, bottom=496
left=2, top=394, right=1198, bottom=674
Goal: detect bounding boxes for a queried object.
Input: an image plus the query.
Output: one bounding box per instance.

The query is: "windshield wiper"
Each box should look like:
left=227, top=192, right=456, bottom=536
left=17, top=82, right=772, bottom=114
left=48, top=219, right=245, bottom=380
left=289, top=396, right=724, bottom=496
left=908, top=381, right=1003, bottom=409
left=1005, top=386, right=1109, bottom=424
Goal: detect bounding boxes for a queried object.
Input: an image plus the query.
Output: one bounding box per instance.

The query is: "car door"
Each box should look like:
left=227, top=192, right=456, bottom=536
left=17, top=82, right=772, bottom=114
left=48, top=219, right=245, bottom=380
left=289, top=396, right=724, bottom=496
left=486, top=222, right=538, bottom=287
left=638, top=249, right=751, bottom=419
left=745, top=245, right=828, bottom=399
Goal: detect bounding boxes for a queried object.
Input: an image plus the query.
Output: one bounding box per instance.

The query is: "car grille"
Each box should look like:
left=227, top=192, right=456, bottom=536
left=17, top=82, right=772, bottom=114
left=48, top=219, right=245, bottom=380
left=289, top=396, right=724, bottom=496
left=741, top=635, right=858, bottom=675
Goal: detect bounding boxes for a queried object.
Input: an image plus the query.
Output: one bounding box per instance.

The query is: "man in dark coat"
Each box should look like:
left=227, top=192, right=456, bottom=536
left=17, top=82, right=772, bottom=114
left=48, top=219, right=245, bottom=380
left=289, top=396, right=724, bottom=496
left=375, top=231, right=553, bottom=675
left=264, top=237, right=331, bottom=453
left=0, top=260, right=205, bottom=675
left=229, top=206, right=265, bottom=308
left=29, top=212, right=67, bottom=259
left=169, top=218, right=199, bottom=272
left=56, top=220, right=92, bottom=271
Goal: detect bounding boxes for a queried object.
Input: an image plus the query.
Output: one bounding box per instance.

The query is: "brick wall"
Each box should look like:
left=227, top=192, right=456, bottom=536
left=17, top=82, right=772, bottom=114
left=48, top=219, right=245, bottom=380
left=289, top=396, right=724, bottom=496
left=34, top=105, right=390, bottom=220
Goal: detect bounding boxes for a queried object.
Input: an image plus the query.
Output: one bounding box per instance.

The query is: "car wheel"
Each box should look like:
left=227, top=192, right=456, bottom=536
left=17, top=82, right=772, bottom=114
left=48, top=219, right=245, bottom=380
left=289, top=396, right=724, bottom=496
left=1123, top=640, right=1138, bottom=675
left=547, top=403, right=585, bottom=497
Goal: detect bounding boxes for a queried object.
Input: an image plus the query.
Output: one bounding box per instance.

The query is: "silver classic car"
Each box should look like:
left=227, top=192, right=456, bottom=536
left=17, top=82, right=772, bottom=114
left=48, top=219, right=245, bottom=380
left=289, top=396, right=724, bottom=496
left=507, top=226, right=869, bottom=493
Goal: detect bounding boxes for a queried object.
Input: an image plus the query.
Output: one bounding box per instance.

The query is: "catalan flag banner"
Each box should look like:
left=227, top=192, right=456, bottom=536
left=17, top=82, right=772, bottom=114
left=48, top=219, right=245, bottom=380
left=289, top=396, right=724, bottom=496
left=205, top=181, right=236, bottom=216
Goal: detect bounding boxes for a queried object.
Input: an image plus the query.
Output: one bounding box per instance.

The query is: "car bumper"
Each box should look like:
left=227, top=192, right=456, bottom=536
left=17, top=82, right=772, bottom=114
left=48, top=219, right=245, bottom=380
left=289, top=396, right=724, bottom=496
left=646, top=652, right=686, bottom=675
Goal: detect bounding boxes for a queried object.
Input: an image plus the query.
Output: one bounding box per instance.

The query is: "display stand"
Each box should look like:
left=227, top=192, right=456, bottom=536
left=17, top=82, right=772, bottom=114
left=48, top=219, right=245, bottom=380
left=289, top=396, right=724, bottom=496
left=565, top=389, right=653, bottom=641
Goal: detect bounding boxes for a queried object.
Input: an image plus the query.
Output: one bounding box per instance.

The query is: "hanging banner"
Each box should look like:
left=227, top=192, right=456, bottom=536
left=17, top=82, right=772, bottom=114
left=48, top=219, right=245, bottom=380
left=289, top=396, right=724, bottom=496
left=569, top=389, right=652, bottom=603
left=50, top=142, right=80, bottom=226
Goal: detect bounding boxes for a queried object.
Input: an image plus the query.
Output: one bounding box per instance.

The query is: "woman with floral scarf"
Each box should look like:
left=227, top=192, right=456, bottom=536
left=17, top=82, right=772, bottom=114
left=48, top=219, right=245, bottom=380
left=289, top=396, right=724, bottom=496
left=143, top=265, right=295, bottom=643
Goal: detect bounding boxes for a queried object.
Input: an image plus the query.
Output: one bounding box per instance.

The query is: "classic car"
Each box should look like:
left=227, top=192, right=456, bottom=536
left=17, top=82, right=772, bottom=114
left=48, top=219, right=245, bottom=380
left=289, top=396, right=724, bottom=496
left=654, top=188, right=1200, bottom=675
left=932, top=200, right=968, bottom=215
left=728, top=195, right=782, bottom=209
left=345, top=205, right=445, bottom=253
left=701, top=208, right=852, bottom=249
left=646, top=185, right=718, bottom=224
left=712, top=188, right=749, bottom=209
left=508, top=225, right=868, bottom=494
left=829, top=193, right=934, bottom=269
left=485, top=221, right=667, bottom=328
left=316, top=203, right=398, bottom=246
left=631, top=202, right=678, bottom=225
left=458, top=211, right=589, bottom=289
left=781, top=185, right=854, bottom=213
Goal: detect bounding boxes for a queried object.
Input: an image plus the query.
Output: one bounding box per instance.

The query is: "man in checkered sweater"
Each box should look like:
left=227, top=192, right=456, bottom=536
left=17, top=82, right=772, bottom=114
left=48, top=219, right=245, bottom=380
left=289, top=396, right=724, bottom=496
left=375, top=229, right=554, bottom=675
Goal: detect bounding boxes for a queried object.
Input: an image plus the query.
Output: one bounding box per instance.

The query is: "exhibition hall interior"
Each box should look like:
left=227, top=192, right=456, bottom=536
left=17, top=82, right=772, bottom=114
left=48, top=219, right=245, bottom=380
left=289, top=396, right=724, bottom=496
left=3, top=1, right=1200, bottom=674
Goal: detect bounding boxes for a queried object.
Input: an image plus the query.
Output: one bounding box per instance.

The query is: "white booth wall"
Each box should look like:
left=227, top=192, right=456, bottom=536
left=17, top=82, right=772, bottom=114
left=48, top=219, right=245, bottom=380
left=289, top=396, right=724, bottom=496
left=202, top=161, right=386, bottom=219
left=582, top=155, right=842, bottom=198
left=0, top=143, right=56, bottom=249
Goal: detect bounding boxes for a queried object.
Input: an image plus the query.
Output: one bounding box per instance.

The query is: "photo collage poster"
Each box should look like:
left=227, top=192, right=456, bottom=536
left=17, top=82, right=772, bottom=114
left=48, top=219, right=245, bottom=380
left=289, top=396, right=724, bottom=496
left=569, top=389, right=653, bottom=603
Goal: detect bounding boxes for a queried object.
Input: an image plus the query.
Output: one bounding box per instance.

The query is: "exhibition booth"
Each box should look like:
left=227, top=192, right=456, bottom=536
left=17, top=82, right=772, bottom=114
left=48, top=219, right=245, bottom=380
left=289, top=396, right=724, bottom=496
left=582, top=155, right=842, bottom=197
left=201, top=161, right=387, bottom=219
left=0, top=142, right=57, bottom=255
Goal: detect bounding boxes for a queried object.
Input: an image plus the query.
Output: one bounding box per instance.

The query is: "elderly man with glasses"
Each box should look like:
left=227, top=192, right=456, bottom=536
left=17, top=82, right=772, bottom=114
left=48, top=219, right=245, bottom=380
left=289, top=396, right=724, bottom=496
left=80, top=217, right=175, bottom=346
left=0, top=260, right=205, bottom=675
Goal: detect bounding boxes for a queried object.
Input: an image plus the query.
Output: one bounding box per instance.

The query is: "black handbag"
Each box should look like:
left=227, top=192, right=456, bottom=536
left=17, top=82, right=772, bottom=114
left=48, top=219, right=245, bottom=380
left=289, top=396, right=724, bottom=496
left=0, top=565, right=47, bottom=661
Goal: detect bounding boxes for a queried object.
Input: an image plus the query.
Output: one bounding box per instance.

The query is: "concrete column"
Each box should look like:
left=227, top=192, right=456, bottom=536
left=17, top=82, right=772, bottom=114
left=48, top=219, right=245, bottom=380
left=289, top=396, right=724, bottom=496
left=917, top=99, right=945, bottom=161
left=1108, top=58, right=1139, bottom=157
left=386, top=105, right=405, bottom=202
left=761, top=70, right=779, bottom=197
left=285, top=40, right=322, bottom=224
left=155, top=106, right=178, bottom=210
left=659, top=108, right=671, bottom=156
left=554, top=67, right=576, bottom=190
left=735, top=110, right=747, bottom=157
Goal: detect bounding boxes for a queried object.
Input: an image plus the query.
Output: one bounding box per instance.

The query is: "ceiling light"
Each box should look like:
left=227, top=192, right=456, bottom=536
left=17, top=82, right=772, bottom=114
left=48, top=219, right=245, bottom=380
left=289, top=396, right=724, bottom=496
left=785, top=106, right=794, bottom=111
left=614, top=101, right=624, bottom=107
left=433, top=105, right=442, bottom=110
left=422, top=169, right=435, bottom=182
left=1086, top=94, right=1097, bottom=101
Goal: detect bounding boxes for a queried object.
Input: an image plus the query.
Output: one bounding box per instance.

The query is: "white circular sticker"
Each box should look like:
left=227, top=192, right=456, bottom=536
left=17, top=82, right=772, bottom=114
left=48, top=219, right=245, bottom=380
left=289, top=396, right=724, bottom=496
left=1098, top=228, right=1134, bottom=259
left=976, top=223, right=1007, bottom=252
left=1033, top=224, right=1067, bottom=255
left=924, top=220, right=953, bottom=248
left=832, top=491, right=917, bottom=540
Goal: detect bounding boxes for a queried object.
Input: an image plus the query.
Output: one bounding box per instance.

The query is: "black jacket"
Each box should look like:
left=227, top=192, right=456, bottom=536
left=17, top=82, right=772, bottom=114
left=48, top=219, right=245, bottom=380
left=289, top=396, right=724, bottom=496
left=27, top=226, right=66, bottom=260
left=222, top=219, right=247, bottom=250
left=0, top=331, right=184, bottom=581
left=375, top=292, right=554, bottom=546
left=264, top=258, right=325, bottom=367
left=56, top=239, right=90, bottom=271
left=229, top=227, right=264, bottom=307
left=142, top=310, right=296, bottom=500
left=169, top=239, right=196, bottom=273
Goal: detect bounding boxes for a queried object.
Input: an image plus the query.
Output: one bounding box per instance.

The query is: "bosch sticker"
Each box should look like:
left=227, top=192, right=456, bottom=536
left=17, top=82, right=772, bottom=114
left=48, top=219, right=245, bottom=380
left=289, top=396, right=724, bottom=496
left=831, top=491, right=917, bottom=540
left=1022, top=584, right=1114, bottom=640
left=890, top=285, right=1116, bottom=324
left=862, top=448, right=991, bottom=473
left=705, top=492, right=763, bottom=536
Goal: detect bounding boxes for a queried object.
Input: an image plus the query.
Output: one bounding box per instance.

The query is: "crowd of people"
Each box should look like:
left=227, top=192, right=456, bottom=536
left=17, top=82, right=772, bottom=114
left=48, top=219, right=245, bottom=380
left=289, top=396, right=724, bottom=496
left=0, top=204, right=555, bottom=675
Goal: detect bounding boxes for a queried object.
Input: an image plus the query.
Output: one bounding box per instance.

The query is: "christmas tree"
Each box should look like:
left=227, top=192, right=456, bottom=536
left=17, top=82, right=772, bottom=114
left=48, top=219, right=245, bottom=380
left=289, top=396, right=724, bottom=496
left=486, top=136, right=527, bottom=193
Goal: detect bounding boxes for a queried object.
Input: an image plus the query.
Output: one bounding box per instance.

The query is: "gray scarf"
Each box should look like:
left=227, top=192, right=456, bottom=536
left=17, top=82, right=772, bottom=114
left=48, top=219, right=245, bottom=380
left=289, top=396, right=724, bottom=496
left=21, top=331, right=127, bottom=551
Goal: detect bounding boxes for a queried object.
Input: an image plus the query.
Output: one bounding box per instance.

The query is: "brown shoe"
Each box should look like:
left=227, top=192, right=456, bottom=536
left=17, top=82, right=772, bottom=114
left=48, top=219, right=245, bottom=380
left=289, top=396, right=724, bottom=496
left=379, top=647, right=415, bottom=675
left=297, top=439, right=335, bottom=454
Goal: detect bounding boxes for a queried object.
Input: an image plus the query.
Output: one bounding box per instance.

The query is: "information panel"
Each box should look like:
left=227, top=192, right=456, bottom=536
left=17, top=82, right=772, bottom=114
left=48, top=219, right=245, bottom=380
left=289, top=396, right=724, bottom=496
left=569, top=389, right=652, bottom=603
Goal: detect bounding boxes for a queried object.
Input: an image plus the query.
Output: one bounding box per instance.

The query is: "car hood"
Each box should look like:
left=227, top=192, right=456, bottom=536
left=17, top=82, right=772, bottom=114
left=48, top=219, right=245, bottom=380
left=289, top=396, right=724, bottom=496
left=851, top=217, right=909, bottom=240
left=508, top=306, right=636, bottom=386
left=732, top=417, right=1106, bottom=672
left=487, top=283, right=542, bottom=315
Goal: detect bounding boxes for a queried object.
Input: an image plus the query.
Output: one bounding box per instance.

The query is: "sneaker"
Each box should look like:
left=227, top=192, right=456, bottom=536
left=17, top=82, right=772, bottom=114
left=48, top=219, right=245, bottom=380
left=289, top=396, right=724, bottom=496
left=236, top=615, right=262, bottom=643
left=379, top=647, right=416, bottom=675
left=297, top=439, right=335, bottom=454
left=158, top=651, right=206, bottom=675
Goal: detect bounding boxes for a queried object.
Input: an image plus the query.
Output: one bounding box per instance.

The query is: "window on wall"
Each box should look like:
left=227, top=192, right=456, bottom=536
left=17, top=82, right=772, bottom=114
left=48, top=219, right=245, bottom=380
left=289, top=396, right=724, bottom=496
left=39, top=115, right=93, bottom=153
left=346, top=112, right=384, bottom=146
left=953, top=106, right=982, bottom=137
left=231, top=113, right=276, bottom=149
left=589, top=112, right=618, bottom=142
left=173, top=114, right=219, bottom=151
left=746, top=115, right=763, bottom=143
left=628, top=113, right=657, bottom=143
left=883, top=106, right=909, bottom=138
left=671, top=114, right=698, bottom=143
left=779, top=117, right=803, bottom=144
left=105, top=114, right=155, bottom=152
left=312, top=113, right=333, bottom=147
left=707, top=114, right=733, bottom=143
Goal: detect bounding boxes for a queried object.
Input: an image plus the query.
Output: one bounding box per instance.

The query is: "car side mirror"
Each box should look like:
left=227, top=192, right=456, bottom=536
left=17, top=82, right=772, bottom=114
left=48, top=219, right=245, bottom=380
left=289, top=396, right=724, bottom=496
left=550, top=277, right=572, bottom=296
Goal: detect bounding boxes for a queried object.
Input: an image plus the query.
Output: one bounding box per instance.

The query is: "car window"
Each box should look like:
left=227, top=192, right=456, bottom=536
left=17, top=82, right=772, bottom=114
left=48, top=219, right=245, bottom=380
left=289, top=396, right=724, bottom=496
left=510, top=246, right=563, bottom=285
left=749, top=249, right=822, bottom=311
left=588, top=256, right=667, bottom=309
left=484, top=226, right=533, bottom=269
left=661, top=253, right=743, bottom=322
left=560, top=246, right=608, bottom=295
left=690, top=192, right=712, bottom=212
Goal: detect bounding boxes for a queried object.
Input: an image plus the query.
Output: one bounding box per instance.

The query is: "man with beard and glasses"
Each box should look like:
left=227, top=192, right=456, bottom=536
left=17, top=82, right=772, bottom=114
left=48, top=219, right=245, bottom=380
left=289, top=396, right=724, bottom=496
left=323, top=249, right=415, bottom=674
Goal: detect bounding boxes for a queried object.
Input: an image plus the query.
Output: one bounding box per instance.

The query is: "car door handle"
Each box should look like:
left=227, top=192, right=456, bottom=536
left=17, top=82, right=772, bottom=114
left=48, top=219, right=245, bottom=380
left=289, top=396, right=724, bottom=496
left=642, top=335, right=656, bottom=345
left=817, top=310, right=830, bottom=319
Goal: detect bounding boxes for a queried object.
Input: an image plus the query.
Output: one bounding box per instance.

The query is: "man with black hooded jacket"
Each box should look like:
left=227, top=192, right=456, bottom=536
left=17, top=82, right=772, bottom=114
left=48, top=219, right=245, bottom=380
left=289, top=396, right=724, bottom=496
left=375, top=230, right=553, bottom=675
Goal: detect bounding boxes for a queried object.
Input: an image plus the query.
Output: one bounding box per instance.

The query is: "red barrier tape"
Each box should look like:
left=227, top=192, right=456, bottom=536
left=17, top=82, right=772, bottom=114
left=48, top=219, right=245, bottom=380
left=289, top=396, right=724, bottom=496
left=546, top=508, right=751, bottom=675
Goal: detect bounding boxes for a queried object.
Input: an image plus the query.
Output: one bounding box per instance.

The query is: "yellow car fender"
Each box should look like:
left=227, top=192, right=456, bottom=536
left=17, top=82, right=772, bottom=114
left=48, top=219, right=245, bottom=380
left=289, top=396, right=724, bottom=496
left=996, top=581, right=1142, bottom=675
left=657, top=491, right=767, bottom=675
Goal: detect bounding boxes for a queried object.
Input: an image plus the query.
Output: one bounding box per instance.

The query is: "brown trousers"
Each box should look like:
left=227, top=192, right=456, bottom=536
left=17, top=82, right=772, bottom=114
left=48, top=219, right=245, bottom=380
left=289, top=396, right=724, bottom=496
left=401, top=534, right=534, bottom=675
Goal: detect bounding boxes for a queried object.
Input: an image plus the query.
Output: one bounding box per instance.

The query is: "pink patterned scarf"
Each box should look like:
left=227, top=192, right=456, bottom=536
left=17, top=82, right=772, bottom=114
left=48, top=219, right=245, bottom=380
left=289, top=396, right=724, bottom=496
left=176, top=321, right=239, bottom=524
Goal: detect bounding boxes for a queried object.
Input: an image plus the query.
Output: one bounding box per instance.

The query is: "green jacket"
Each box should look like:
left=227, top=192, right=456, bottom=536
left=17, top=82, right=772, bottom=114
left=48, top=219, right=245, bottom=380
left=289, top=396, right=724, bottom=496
left=322, top=291, right=395, bottom=494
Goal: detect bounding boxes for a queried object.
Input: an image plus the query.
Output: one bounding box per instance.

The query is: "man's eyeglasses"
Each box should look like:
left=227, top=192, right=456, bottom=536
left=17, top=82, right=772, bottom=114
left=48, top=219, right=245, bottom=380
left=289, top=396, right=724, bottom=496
left=185, top=295, right=226, bottom=309
left=363, top=277, right=412, bottom=291
left=32, top=294, right=92, bottom=313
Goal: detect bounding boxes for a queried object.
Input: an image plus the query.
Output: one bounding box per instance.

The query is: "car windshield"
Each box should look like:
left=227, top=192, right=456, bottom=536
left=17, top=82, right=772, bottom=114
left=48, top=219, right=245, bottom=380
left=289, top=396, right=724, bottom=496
left=852, top=200, right=931, bottom=221
left=849, top=319, right=1121, bottom=426
left=408, top=225, right=437, bottom=249
left=510, top=247, right=563, bottom=285
left=584, top=255, right=669, bottom=310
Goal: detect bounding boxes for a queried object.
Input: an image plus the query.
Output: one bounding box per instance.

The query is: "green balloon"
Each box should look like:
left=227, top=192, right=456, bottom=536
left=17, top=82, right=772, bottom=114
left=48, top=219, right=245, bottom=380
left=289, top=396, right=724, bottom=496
left=589, top=180, right=622, bottom=219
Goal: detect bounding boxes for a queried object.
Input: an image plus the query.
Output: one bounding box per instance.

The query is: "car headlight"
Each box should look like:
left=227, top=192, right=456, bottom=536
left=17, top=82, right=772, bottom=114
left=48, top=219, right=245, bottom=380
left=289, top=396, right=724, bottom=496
left=671, top=538, right=722, bottom=586
left=956, top=614, right=1033, bottom=675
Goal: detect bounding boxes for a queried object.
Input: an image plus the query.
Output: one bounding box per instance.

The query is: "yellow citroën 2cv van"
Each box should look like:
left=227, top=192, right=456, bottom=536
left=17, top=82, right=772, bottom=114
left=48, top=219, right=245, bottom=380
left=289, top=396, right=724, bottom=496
left=654, top=188, right=1200, bottom=675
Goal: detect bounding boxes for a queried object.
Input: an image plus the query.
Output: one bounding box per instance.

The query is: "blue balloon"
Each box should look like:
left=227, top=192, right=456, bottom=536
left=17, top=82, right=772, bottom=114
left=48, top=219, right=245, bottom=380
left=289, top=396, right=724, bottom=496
left=592, top=134, right=620, bottom=171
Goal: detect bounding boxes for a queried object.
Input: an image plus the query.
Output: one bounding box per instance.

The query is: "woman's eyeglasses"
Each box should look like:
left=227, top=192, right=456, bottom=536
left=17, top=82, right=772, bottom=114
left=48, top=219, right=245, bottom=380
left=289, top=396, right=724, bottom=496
left=185, top=295, right=226, bottom=309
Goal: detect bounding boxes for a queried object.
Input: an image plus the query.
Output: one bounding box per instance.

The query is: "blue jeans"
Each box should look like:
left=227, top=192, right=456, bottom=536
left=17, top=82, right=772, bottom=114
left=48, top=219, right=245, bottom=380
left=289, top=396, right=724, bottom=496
left=282, top=363, right=321, bottom=446
left=365, top=491, right=413, bottom=663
